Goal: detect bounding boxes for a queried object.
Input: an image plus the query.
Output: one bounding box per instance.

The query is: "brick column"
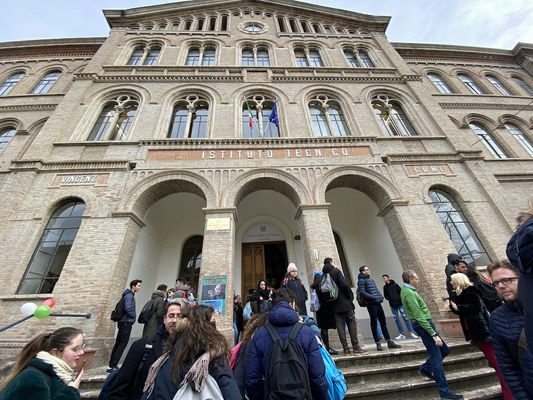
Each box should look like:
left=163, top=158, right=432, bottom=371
left=200, top=208, right=237, bottom=341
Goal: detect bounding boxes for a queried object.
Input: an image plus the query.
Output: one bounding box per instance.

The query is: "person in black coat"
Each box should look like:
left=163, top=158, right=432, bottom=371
left=310, top=272, right=338, bottom=354
left=449, top=273, right=512, bottom=399
left=248, top=279, right=273, bottom=315
left=280, top=263, right=308, bottom=315
left=322, top=257, right=367, bottom=355
left=233, top=294, right=244, bottom=345
left=108, top=301, right=189, bottom=400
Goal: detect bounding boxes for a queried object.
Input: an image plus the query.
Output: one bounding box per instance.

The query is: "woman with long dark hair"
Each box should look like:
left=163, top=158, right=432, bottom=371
left=0, top=327, right=85, bottom=400
left=147, top=305, right=240, bottom=399
left=248, top=279, right=272, bottom=314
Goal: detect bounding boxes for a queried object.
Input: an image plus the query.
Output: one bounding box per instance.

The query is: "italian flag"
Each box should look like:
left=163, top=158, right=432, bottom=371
left=244, top=97, right=254, bottom=128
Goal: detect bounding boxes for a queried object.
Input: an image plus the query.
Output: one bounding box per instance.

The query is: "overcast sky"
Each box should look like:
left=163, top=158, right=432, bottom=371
left=2, top=0, right=532, bottom=49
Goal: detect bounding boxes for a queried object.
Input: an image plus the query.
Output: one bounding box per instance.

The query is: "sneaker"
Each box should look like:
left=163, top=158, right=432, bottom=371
left=395, top=334, right=406, bottom=340
left=387, top=340, right=401, bottom=349
left=440, top=392, right=464, bottom=400
left=352, top=346, right=368, bottom=354
left=376, top=342, right=383, bottom=351
left=410, top=332, right=419, bottom=339
left=418, top=367, right=434, bottom=380
left=327, top=347, right=339, bottom=355
left=106, top=366, right=119, bottom=374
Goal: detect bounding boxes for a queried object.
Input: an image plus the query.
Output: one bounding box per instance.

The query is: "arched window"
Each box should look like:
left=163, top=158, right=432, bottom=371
left=429, top=189, right=491, bottom=266
left=87, top=95, right=139, bottom=141
left=458, top=74, right=484, bottom=94
left=179, top=235, right=203, bottom=291
left=168, top=95, right=209, bottom=139
left=309, top=95, right=349, bottom=137
left=334, top=231, right=353, bottom=287
left=504, top=123, right=533, bottom=156
left=0, top=72, right=24, bottom=96
left=185, top=46, right=216, bottom=66
left=512, top=76, right=533, bottom=96
left=17, top=200, right=86, bottom=294
left=427, top=73, right=453, bottom=94
left=294, top=47, right=323, bottom=67
left=32, top=70, right=61, bottom=94
left=241, top=47, right=270, bottom=67
left=358, top=51, right=374, bottom=68
left=468, top=123, right=508, bottom=158
left=242, top=95, right=279, bottom=138
left=486, top=75, right=511, bottom=95
left=127, top=45, right=161, bottom=65
left=344, top=50, right=359, bottom=67
left=0, top=127, right=16, bottom=152
left=372, top=95, right=417, bottom=136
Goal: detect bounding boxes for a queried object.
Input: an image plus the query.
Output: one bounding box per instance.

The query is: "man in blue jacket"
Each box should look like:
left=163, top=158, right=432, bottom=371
left=246, top=288, right=328, bottom=400
left=358, top=266, right=401, bottom=351
left=107, top=279, right=142, bottom=373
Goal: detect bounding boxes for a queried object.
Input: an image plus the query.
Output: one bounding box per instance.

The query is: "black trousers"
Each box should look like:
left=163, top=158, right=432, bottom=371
left=108, top=321, right=132, bottom=367
left=367, top=303, right=391, bottom=342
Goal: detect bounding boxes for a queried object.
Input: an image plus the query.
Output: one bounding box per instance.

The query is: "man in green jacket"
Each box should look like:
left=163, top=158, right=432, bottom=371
left=400, top=270, right=463, bottom=400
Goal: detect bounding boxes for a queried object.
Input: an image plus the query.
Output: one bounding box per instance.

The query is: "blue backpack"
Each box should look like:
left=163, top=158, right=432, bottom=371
left=318, top=343, right=347, bottom=400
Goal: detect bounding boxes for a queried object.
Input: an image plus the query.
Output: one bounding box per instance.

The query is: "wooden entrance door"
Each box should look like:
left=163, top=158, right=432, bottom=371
left=242, top=244, right=265, bottom=301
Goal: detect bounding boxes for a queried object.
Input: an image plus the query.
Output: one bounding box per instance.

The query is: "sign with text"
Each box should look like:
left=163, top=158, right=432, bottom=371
left=404, top=164, right=453, bottom=177
left=51, top=173, right=109, bottom=187
left=199, top=274, right=228, bottom=316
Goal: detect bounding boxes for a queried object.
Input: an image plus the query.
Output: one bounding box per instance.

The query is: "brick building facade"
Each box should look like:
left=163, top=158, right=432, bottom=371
left=0, top=0, right=532, bottom=364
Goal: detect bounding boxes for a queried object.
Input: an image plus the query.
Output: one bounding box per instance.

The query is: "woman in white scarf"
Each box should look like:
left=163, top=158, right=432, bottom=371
left=0, top=327, right=85, bottom=400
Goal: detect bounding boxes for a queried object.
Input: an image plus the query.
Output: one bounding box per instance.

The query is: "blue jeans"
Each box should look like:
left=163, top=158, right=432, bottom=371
left=412, top=320, right=452, bottom=396
left=391, top=306, right=413, bottom=334
left=233, top=321, right=239, bottom=345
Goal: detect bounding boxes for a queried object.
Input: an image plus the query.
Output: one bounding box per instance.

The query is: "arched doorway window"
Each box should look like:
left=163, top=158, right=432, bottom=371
left=429, top=189, right=491, bottom=266
left=18, top=200, right=86, bottom=294
left=178, top=235, right=203, bottom=290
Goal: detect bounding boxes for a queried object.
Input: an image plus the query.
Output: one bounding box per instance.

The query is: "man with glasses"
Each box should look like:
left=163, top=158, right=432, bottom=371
left=488, top=259, right=526, bottom=399
left=107, top=300, right=189, bottom=400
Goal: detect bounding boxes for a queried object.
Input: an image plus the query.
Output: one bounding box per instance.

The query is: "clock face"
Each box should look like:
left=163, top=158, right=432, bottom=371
left=244, top=24, right=262, bottom=32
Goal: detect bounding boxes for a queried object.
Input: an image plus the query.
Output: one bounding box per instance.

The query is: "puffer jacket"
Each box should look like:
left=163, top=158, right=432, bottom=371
left=120, top=288, right=136, bottom=324
left=450, top=286, right=490, bottom=343
left=142, top=290, right=166, bottom=337
left=245, top=301, right=328, bottom=400
left=357, top=273, right=384, bottom=305
left=490, top=301, right=528, bottom=399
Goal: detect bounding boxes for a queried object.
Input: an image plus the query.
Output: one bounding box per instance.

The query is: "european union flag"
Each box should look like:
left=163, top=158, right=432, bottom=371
left=269, top=103, right=279, bottom=127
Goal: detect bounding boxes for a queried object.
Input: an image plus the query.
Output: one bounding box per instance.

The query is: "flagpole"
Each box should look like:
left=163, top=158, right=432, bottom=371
left=243, top=96, right=258, bottom=137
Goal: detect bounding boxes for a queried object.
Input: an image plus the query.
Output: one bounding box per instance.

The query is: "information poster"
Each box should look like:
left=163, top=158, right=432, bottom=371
left=199, top=274, right=228, bottom=316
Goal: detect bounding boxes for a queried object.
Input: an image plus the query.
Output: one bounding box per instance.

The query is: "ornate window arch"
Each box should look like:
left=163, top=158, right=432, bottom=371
left=0, top=72, right=25, bottom=96
left=242, top=94, right=279, bottom=138
left=241, top=44, right=270, bottom=67
left=504, top=122, right=533, bottom=156
left=17, top=200, right=86, bottom=294
left=294, top=46, right=324, bottom=67
left=458, top=73, right=485, bottom=94
left=486, top=74, right=512, bottom=95
left=0, top=126, right=16, bottom=152
left=168, top=94, right=210, bottom=139
left=511, top=76, right=533, bottom=96
left=429, top=188, right=491, bottom=266
left=427, top=72, right=453, bottom=94
left=371, top=95, right=417, bottom=136
left=308, top=94, right=349, bottom=137
left=185, top=44, right=217, bottom=66
left=31, top=70, right=62, bottom=94
left=127, top=44, right=162, bottom=65
left=468, top=122, right=507, bottom=158
left=87, top=94, right=139, bottom=141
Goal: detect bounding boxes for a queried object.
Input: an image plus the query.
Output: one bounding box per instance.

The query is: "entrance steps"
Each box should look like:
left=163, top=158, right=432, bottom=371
left=78, top=338, right=503, bottom=399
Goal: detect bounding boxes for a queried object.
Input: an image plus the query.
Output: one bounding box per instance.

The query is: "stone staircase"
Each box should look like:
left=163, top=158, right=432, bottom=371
left=79, top=338, right=503, bottom=399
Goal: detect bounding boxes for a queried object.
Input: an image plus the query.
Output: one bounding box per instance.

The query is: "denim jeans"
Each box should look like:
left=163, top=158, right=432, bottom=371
left=391, top=305, right=414, bottom=334
left=412, top=320, right=452, bottom=396
left=233, top=321, right=239, bottom=345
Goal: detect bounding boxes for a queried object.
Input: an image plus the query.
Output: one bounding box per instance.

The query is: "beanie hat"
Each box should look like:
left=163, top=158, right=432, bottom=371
left=287, top=263, right=298, bottom=273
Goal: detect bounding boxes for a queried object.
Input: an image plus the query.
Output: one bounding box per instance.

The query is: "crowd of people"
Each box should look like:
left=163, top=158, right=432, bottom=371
left=1, top=209, right=531, bottom=400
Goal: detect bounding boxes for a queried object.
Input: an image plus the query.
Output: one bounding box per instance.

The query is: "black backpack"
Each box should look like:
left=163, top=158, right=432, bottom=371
left=110, top=295, right=126, bottom=322
left=474, top=278, right=502, bottom=312
left=138, top=298, right=156, bottom=324
left=264, top=322, right=312, bottom=400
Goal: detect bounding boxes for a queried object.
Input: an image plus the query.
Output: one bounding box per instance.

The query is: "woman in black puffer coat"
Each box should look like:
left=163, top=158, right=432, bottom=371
left=248, top=279, right=273, bottom=315
left=449, top=273, right=512, bottom=400
left=310, top=272, right=338, bottom=355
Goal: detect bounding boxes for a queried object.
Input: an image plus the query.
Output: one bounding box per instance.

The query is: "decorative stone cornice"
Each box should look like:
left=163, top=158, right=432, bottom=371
left=494, top=172, right=533, bottom=182
left=9, top=160, right=130, bottom=172
left=439, top=103, right=533, bottom=110
left=140, top=136, right=377, bottom=147
left=383, top=151, right=484, bottom=164
left=0, top=104, right=57, bottom=113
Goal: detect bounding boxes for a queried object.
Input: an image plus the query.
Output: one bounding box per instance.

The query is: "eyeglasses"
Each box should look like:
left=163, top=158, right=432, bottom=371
left=165, top=313, right=181, bottom=320
left=64, top=343, right=86, bottom=354
left=492, top=277, right=518, bottom=287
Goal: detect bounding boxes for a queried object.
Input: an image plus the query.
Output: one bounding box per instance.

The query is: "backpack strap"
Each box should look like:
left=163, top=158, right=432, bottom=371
left=135, top=336, right=157, bottom=382
left=265, top=322, right=281, bottom=342
left=289, top=322, right=304, bottom=341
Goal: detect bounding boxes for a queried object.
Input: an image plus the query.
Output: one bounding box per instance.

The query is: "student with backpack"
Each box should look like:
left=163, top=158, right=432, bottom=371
left=138, top=284, right=167, bottom=337
left=245, top=287, right=328, bottom=400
